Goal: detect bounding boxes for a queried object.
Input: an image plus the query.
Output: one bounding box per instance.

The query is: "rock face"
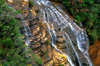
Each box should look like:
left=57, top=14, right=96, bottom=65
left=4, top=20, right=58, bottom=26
left=8, top=0, right=13, bottom=3
left=27, top=5, right=70, bottom=66
left=6, top=0, right=88, bottom=66
left=53, top=49, right=67, bottom=66
left=89, top=40, right=100, bottom=66
left=8, top=0, right=69, bottom=65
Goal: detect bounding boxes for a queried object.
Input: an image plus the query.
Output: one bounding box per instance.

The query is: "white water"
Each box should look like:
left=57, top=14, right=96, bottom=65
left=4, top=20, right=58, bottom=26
left=19, top=14, right=31, bottom=46
left=33, top=0, right=93, bottom=66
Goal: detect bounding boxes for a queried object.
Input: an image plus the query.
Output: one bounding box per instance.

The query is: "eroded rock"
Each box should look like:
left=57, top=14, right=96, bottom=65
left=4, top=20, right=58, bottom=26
left=30, top=43, right=41, bottom=50
left=56, top=31, right=62, bottom=37
left=53, top=49, right=67, bottom=66
left=41, top=45, right=47, bottom=53
left=56, top=38, right=65, bottom=43
left=57, top=43, right=66, bottom=49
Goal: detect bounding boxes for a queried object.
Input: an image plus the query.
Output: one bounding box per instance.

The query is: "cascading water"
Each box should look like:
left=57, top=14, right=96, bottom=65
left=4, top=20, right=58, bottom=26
left=33, top=0, right=93, bottom=66
left=19, top=14, right=31, bottom=46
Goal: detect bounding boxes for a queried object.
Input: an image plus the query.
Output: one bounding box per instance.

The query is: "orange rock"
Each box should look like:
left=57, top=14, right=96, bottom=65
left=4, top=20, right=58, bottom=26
left=89, top=40, right=100, bottom=66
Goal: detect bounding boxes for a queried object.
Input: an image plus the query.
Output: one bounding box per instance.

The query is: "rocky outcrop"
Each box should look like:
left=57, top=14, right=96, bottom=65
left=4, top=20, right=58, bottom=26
left=6, top=0, right=90, bottom=66
left=6, top=0, right=70, bottom=65
left=89, top=40, right=100, bottom=66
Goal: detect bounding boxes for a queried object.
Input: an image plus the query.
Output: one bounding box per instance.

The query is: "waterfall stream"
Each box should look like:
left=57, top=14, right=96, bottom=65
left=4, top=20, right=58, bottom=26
left=32, top=0, right=93, bottom=66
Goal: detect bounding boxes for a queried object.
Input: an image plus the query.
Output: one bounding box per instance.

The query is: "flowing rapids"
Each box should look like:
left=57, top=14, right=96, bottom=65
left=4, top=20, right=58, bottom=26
left=19, top=0, right=93, bottom=66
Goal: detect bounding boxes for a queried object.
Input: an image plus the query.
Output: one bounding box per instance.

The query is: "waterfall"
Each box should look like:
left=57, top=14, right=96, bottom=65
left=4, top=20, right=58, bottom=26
left=19, top=14, right=31, bottom=46
left=33, top=0, right=93, bottom=66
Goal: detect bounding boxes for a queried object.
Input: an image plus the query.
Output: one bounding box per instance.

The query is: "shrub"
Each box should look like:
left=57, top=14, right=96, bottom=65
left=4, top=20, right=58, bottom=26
left=29, top=0, right=34, bottom=7
left=54, top=0, right=100, bottom=44
left=0, top=3, right=42, bottom=66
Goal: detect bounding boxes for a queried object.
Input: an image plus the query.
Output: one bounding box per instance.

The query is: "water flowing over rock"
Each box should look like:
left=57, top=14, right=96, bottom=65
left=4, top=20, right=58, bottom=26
left=33, top=0, right=93, bottom=66
left=6, top=0, right=93, bottom=65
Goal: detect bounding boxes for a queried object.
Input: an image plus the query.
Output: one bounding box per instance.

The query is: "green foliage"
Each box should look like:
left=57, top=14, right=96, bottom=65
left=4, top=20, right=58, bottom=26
left=89, top=29, right=97, bottom=42
left=46, top=39, right=50, bottom=44
left=63, top=1, right=70, bottom=7
left=43, top=50, right=48, bottom=57
left=0, top=3, right=42, bottom=66
left=59, top=64, right=64, bottom=66
left=29, top=0, right=34, bottom=7
left=17, top=10, right=23, bottom=14
left=55, top=0, right=100, bottom=44
left=0, top=0, right=4, bottom=6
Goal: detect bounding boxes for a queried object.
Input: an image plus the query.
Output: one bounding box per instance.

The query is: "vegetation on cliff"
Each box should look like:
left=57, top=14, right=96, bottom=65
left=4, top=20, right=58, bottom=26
left=0, top=1, right=42, bottom=66
left=55, top=0, right=100, bottom=44
left=29, top=0, right=34, bottom=7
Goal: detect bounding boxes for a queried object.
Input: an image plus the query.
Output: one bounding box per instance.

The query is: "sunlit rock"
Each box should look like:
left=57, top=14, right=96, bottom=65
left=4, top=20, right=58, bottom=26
left=30, top=33, right=41, bottom=41
left=31, top=26, right=40, bottom=36
left=44, top=60, right=53, bottom=66
left=30, top=7, right=37, bottom=21
left=24, top=0, right=29, bottom=2
left=8, top=0, right=13, bottom=3
left=41, top=31, right=46, bottom=39
left=53, top=49, right=67, bottom=66
left=41, top=37, right=48, bottom=44
left=42, top=45, right=52, bottom=63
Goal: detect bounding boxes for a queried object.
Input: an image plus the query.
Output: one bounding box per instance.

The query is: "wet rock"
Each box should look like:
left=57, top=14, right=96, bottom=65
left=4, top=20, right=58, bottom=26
left=41, top=31, right=46, bottom=39
left=41, top=37, right=48, bottom=44
left=29, top=34, right=41, bottom=42
left=30, top=37, right=41, bottom=43
left=33, top=48, right=41, bottom=56
left=56, top=31, right=62, bottom=37
left=57, top=43, right=66, bottom=49
left=30, top=43, right=41, bottom=50
left=24, top=19, right=29, bottom=26
left=44, top=60, right=53, bottom=66
left=40, top=24, right=46, bottom=31
left=22, top=10, right=29, bottom=18
left=30, top=23, right=40, bottom=28
left=42, top=55, right=52, bottom=63
left=41, top=45, right=47, bottom=53
left=31, top=26, right=40, bottom=36
left=29, top=7, right=37, bottom=21
left=56, top=38, right=65, bottom=43
left=65, top=62, right=70, bottom=66
left=29, top=21, right=40, bottom=27
left=53, top=49, right=67, bottom=66
left=42, top=45, right=52, bottom=63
